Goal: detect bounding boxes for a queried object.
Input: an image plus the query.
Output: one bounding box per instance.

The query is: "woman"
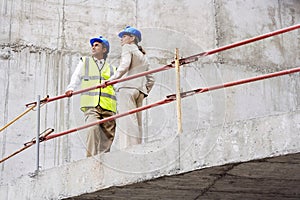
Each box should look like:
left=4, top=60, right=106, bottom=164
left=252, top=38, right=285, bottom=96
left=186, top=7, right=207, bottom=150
left=109, top=26, right=155, bottom=150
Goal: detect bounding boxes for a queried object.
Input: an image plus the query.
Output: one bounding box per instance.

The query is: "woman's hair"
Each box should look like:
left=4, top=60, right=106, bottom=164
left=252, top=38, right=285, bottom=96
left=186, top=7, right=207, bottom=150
left=137, top=45, right=146, bottom=55
left=133, top=37, right=146, bottom=55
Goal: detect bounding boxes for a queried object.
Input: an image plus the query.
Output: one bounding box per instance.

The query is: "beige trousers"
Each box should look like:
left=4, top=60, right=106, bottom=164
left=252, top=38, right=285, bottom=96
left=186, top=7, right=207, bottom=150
left=116, top=88, right=144, bottom=150
left=84, top=106, right=115, bottom=157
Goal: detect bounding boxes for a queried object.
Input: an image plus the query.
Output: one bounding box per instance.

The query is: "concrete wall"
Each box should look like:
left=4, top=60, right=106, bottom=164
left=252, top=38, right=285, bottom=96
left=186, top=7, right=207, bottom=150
left=0, top=0, right=299, bottom=198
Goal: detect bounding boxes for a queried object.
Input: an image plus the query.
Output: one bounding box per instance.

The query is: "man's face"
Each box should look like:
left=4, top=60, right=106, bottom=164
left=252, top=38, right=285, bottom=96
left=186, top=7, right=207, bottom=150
left=91, top=42, right=107, bottom=59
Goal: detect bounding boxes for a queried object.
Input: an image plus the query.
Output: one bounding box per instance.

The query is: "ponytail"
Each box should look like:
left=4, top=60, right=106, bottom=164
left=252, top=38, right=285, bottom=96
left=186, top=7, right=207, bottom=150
left=133, top=36, right=146, bottom=54
left=137, top=45, right=146, bottom=55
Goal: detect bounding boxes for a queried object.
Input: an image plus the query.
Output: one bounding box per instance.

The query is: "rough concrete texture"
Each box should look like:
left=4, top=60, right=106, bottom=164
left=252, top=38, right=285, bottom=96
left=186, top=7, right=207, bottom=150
left=0, top=0, right=299, bottom=199
left=67, top=153, right=300, bottom=200
left=2, top=108, right=300, bottom=199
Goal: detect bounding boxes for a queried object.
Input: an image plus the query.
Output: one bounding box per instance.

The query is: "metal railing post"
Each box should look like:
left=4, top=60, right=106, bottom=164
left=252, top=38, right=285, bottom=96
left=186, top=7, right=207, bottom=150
left=175, top=48, right=182, bottom=134
left=35, top=95, right=41, bottom=174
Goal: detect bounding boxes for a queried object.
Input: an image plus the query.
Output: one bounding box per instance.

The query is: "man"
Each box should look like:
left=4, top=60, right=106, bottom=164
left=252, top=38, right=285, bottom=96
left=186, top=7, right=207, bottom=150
left=65, top=36, right=116, bottom=157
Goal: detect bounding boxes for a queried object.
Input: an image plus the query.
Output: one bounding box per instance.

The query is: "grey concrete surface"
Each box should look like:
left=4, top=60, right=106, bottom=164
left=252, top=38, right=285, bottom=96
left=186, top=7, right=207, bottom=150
left=1, top=109, right=299, bottom=199
left=67, top=152, right=300, bottom=200
left=0, top=0, right=299, bottom=199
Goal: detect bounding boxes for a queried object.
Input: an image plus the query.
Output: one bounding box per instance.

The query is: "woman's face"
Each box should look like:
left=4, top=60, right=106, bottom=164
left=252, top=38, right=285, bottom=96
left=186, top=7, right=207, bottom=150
left=121, top=34, right=135, bottom=46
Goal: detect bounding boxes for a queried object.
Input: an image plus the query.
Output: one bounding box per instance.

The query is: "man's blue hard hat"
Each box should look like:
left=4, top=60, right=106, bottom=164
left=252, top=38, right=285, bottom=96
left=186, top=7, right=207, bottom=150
left=118, top=26, right=142, bottom=42
left=90, top=36, right=110, bottom=53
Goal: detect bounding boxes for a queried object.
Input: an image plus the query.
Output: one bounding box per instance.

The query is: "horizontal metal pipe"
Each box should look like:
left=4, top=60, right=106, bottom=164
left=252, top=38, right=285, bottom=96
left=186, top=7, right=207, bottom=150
left=45, top=66, right=300, bottom=141
left=25, top=24, right=300, bottom=106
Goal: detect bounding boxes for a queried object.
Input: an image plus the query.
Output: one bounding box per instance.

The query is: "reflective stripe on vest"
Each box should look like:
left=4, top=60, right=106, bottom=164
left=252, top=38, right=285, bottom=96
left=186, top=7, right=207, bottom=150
left=82, top=91, right=117, bottom=101
left=80, top=57, right=116, bottom=112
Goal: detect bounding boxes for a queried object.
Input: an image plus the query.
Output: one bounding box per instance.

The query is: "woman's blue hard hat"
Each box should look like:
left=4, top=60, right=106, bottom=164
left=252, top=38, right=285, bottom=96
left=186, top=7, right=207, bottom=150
left=118, top=26, right=142, bottom=42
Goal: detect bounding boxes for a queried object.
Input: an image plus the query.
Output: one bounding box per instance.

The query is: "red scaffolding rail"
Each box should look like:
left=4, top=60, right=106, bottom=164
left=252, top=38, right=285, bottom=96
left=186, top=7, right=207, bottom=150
left=25, top=24, right=300, bottom=107
left=43, top=66, right=300, bottom=141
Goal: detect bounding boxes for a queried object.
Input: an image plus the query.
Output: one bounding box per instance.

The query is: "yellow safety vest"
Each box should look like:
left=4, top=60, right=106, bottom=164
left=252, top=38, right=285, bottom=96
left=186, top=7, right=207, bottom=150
left=80, top=57, right=116, bottom=113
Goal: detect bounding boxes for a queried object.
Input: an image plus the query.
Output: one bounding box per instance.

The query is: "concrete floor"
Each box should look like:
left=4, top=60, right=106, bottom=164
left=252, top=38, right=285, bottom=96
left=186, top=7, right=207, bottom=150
left=67, top=152, right=300, bottom=200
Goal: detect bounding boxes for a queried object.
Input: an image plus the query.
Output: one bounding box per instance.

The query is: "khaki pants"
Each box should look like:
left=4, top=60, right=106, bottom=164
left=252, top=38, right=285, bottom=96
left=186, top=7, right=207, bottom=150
left=115, top=88, right=144, bottom=150
left=84, top=106, right=115, bottom=157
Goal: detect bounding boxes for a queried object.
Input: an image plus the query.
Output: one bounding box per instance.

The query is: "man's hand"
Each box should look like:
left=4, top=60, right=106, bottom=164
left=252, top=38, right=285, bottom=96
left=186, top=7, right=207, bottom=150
left=65, top=90, right=73, bottom=97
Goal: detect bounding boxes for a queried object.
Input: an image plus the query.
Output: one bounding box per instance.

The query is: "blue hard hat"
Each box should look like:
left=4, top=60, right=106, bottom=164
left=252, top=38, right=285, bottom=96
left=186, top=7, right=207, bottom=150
left=90, top=36, right=110, bottom=53
left=118, top=26, right=142, bottom=42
